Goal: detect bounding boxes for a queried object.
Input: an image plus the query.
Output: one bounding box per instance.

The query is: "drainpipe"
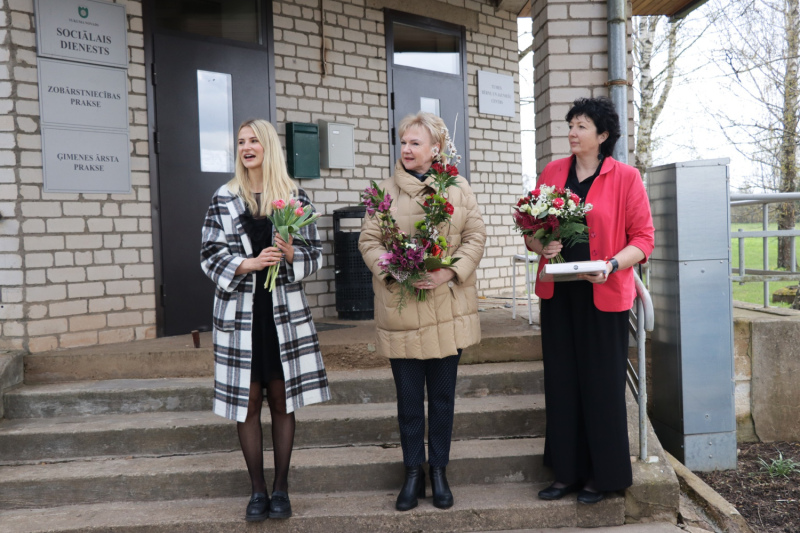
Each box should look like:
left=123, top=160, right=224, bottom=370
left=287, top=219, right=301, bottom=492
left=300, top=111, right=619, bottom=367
left=607, top=0, right=629, bottom=163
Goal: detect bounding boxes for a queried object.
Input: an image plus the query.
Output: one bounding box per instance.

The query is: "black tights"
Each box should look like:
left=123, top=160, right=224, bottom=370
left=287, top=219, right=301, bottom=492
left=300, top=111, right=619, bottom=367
left=237, top=378, right=296, bottom=494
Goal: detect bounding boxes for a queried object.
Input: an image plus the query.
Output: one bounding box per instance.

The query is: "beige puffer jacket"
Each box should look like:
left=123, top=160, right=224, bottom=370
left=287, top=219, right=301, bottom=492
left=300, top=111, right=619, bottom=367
left=359, top=160, right=487, bottom=359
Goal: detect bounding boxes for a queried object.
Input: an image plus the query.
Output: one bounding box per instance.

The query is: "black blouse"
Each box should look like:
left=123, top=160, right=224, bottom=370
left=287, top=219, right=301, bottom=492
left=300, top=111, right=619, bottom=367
left=560, top=157, right=603, bottom=263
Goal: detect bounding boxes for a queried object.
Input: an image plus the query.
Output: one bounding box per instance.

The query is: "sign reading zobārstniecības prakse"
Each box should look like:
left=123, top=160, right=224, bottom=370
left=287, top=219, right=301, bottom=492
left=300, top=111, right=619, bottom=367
left=34, top=0, right=128, bottom=69
left=37, top=58, right=128, bottom=130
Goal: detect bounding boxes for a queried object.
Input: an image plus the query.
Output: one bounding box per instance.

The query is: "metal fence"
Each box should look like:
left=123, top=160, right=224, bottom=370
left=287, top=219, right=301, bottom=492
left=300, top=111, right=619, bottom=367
left=730, top=193, right=800, bottom=307
left=627, top=269, right=654, bottom=462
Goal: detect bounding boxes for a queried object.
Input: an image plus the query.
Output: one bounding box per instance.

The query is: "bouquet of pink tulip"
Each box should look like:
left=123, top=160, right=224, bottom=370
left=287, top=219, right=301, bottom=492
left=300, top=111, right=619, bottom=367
left=263, top=198, right=320, bottom=292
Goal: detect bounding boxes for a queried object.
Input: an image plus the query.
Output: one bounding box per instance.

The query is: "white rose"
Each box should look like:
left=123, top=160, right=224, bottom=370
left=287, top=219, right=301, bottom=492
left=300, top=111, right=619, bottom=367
left=548, top=207, right=557, bottom=215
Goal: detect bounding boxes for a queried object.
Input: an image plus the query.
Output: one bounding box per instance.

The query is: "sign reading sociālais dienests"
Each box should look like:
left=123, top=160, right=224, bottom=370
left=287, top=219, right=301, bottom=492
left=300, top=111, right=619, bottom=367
left=477, top=70, right=516, bottom=118
left=34, top=0, right=128, bottom=69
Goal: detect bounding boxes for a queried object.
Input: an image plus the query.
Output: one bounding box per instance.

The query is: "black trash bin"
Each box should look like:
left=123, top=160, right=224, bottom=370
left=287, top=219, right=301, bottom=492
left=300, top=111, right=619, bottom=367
left=333, top=206, right=374, bottom=320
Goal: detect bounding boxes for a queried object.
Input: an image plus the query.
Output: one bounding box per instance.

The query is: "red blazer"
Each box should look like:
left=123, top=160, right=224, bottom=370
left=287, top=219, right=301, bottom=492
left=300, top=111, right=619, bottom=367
left=531, top=156, right=655, bottom=312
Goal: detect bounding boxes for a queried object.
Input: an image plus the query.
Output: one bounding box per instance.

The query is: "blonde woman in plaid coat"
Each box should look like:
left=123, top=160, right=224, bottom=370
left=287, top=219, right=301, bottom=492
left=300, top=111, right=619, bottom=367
left=201, top=119, right=330, bottom=522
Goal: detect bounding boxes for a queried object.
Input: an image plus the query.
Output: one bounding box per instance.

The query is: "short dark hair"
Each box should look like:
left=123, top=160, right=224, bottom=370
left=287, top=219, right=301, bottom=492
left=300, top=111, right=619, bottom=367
left=565, top=97, right=621, bottom=158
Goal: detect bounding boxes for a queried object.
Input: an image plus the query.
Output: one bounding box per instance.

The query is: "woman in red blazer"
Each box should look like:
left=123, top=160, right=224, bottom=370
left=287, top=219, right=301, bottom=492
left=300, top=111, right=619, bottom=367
left=524, top=97, right=654, bottom=504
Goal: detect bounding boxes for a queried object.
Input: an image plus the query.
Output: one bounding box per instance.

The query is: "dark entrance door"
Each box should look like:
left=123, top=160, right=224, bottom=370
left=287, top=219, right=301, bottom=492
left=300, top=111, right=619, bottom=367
left=386, top=13, right=469, bottom=179
left=150, top=8, right=274, bottom=335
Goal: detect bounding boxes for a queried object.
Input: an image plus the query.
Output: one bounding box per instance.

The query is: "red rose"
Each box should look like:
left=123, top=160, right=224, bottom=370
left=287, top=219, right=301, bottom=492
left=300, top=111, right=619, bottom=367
left=570, top=193, right=580, bottom=204
left=423, top=200, right=429, bottom=207
left=531, top=188, right=540, bottom=198
left=431, top=244, right=442, bottom=257
left=432, top=163, right=444, bottom=173
left=555, top=187, right=565, bottom=195
left=447, top=165, right=458, bottom=176
left=552, top=198, right=565, bottom=209
left=516, top=198, right=527, bottom=207
left=444, top=202, right=454, bottom=215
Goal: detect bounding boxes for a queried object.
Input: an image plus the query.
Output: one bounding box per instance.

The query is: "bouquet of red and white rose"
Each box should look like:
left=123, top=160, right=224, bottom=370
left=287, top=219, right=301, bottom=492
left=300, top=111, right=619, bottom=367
left=512, top=184, right=593, bottom=263
left=263, top=198, right=320, bottom=292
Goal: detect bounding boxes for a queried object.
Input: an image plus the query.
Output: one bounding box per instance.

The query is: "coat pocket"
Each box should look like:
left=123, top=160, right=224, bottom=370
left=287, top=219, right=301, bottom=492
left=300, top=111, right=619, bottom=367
left=212, top=290, right=240, bottom=332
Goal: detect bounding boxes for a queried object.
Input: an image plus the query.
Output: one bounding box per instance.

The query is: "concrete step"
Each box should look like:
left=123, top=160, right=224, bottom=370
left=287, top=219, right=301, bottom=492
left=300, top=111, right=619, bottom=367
left=21, top=308, right=541, bottom=384
left=4, top=362, right=544, bottom=419
left=0, top=394, right=545, bottom=462
left=0, top=438, right=550, bottom=510
left=0, top=483, right=625, bottom=533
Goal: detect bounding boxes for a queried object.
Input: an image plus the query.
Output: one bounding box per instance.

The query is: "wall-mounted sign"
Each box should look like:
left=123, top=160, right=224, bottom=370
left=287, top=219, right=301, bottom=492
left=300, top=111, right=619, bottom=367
left=42, top=126, right=131, bottom=193
left=37, top=58, right=128, bottom=130
left=477, top=70, right=515, bottom=118
left=34, top=0, right=128, bottom=69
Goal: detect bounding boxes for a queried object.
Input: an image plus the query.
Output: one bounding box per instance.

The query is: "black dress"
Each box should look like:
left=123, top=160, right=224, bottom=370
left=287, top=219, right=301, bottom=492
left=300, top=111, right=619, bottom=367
left=539, top=157, right=632, bottom=492
left=240, top=198, right=285, bottom=384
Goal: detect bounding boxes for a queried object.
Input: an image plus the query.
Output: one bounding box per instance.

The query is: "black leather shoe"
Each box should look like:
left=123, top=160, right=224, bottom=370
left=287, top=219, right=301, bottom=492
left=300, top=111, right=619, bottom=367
left=577, top=489, right=606, bottom=504
left=245, top=492, right=269, bottom=522
left=396, top=465, right=426, bottom=511
left=429, top=466, right=454, bottom=509
left=269, top=490, right=292, bottom=518
left=537, top=481, right=582, bottom=501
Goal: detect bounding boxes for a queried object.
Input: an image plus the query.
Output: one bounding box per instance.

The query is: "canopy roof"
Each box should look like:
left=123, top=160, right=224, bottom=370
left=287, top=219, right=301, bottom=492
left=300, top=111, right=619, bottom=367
left=512, top=0, right=706, bottom=19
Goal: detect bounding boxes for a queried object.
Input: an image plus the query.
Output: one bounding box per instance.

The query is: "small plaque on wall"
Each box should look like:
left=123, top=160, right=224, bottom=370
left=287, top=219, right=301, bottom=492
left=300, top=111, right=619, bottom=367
left=41, top=126, right=131, bottom=193
left=477, top=70, right=516, bottom=118
left=37, top=58, right=128, bottom=130
left=34, top=0, right=128, bottom=69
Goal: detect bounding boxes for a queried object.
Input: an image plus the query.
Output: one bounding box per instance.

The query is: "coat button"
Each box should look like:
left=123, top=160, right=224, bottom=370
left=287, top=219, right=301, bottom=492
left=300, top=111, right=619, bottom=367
left=590, top=232, right=596, bottom=238
left=592, top=250, right=598, bottom=257
left=447, top=281, right=454, bottom=288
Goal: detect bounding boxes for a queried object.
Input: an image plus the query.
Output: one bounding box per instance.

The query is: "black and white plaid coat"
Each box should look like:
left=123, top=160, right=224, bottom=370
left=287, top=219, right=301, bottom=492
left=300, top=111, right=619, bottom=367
left=200, top=184, right=330, bottom=422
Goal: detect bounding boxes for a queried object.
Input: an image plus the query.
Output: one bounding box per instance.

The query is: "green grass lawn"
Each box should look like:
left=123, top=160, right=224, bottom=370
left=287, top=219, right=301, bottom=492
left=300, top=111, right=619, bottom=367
left=731, top=223, right=800, bottom=308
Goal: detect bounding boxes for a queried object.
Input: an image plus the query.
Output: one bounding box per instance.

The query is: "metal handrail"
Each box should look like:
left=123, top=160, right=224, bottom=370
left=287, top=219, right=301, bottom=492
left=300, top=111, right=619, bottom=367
left=729, top=193, right=800, bottom=307
left=627, top=269, right=654, bottom=462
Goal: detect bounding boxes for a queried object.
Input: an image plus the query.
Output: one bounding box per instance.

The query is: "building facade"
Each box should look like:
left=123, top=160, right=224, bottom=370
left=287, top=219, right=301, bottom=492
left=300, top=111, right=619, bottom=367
left=0, top=0, right=626, bottom=352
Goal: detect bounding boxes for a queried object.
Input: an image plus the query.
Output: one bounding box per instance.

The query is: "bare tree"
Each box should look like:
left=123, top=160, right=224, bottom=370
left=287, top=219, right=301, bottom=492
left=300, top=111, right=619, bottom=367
left=632, top=11, right=718, bottom=179
left=633, top=17, right=679, bottom=177
left=710, top=0, right=799, bottom=269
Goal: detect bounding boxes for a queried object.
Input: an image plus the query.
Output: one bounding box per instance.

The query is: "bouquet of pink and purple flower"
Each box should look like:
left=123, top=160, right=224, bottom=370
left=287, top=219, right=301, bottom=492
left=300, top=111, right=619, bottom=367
left=361, top=137, right=461, bottom=311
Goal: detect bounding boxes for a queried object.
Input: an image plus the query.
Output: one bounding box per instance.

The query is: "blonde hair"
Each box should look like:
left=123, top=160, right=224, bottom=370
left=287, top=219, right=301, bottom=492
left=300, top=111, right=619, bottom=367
left=397, top=112, right=447, bottom=153
left=227, top=119, right=297, bottom=217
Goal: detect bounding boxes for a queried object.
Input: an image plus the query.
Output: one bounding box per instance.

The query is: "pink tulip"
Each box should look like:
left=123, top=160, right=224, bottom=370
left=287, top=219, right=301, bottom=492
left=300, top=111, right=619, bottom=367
left=295, top=207, right=305, bottom=216
left=288, top=198, right=297, bottom=206
left=273, top=199, right=286, bottom=209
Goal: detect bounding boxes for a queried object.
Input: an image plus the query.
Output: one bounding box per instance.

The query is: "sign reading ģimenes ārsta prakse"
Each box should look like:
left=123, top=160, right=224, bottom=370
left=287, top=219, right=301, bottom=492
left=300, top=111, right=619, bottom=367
left=35, top=0, right=128, bottom=68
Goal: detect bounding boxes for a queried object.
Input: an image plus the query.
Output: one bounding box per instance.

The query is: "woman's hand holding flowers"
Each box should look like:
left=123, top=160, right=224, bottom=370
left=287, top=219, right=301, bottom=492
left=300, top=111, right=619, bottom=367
left=274, top=232, right=294, bottom=264
left=236, top=246, right=283, bottom=275
left=412, top=268, right=455, bottom=290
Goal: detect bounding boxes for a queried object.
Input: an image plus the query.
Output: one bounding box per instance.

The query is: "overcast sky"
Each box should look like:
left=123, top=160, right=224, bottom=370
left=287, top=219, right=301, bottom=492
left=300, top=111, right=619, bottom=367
left=518, top=7, right=759, bottom=191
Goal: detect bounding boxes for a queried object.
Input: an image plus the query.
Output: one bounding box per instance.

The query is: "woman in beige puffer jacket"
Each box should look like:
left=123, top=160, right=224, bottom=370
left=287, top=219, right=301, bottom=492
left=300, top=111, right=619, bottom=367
left=358, top=111, right=486, bottom=513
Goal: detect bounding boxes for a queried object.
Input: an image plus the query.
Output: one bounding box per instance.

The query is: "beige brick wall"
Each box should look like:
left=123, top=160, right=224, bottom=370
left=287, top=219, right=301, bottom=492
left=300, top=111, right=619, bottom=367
left=273, top=0, right=525, bottom=311
left=531, top=0, right=634, bottom=174
left=1, top=0, right=553, bottom=352
left=0, top=0, right=155, bottom=353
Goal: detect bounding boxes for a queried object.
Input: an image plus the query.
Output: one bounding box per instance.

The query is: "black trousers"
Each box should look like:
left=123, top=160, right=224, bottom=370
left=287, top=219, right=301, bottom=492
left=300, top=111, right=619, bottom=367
left=540, top=280, right=632, bottom=492
left=390, top=352, right=461, bottom=467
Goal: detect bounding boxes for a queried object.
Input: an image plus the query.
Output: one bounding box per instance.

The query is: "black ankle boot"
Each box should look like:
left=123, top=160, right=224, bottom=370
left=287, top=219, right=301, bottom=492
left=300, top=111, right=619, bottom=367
left=396, top=465, right=426, bottom=511
left=429, top=466, right=454, bottom=509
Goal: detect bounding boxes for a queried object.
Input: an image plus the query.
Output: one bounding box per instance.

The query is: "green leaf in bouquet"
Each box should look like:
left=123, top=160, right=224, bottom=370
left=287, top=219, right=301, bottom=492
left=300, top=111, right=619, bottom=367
left=423, top=256, right=461, bottom=271
left=533, top=228, right=546, bottom=240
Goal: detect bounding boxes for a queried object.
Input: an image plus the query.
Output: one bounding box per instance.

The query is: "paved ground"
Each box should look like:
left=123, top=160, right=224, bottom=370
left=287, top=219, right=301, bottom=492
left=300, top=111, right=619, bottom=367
left=477, top=525, right=684, bottom=533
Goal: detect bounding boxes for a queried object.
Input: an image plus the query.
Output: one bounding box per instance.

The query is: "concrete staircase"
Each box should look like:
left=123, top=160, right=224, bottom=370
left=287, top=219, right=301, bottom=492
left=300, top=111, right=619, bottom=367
left=0, top=318, right=678, bottom=532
